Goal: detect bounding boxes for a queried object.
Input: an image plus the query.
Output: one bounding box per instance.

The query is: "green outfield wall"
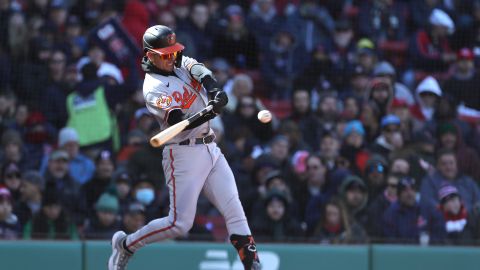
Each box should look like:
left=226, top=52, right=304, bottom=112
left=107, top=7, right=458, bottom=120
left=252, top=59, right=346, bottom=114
left=0, top=241, right=478, bottom=270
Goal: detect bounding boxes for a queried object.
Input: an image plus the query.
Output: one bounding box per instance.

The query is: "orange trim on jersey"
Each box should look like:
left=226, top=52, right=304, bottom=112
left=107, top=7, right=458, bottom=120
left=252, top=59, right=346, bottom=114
left=127, top=149, right=177, bottom=248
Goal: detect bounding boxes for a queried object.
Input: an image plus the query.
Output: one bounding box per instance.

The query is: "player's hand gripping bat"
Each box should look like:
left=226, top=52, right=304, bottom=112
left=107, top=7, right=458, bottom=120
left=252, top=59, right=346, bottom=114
left=150, top=105, right=213, bottom=147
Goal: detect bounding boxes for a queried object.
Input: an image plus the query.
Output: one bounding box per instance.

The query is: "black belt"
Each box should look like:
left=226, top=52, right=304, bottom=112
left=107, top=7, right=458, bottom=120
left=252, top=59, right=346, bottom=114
left=178, top=134, right=215, bottom=145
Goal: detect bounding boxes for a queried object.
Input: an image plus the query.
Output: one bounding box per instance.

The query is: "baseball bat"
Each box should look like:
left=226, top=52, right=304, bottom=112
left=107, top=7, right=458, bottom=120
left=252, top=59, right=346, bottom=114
left=150, top=105, right=213, bottom=147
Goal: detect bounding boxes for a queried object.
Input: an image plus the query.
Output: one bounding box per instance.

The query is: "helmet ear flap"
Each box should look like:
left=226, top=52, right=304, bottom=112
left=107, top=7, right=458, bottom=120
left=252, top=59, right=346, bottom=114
left=175, top=51, right=183, bottom=68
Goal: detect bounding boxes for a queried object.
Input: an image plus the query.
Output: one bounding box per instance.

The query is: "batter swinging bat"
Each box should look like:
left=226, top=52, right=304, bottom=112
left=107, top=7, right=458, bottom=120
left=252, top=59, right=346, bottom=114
left=150, top=105, right=214, bottom=147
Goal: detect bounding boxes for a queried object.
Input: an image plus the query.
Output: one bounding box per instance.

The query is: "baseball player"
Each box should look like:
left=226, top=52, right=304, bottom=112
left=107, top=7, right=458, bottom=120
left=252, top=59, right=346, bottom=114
left=108, top=25, right=261, bottom=270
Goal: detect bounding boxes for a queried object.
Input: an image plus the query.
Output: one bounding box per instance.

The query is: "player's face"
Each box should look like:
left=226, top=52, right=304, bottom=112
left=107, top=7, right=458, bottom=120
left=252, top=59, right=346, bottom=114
left=147, top=51, right=177, bottom=72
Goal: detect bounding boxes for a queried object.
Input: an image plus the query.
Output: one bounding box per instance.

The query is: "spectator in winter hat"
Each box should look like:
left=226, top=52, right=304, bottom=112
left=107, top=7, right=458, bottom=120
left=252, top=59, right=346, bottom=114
left=411, top=8, right=455, bottom=73
left=339, top=175, right=369, bottom=227
left=373, top=61, right=414, bottom=105
left=366, top=173, right=401, bottom=240
left=26, top=188, right=78, bottom=240
left=443, top=47, right=480, bottom=111
left=83, top=192, right=121, bottom=239
left=383, top=176, right=445, bottom=243
left=411, top=76, right=442, bottom=122
left=340, top=120, right=369, bottom=175
left=251, top=190, right=304, bottom=242
left=370, top=114, right=403, bottom=160
left=1, top=130, right=25, bottom=167
left=121, top=201, right=146, bottom=234
left=1, top=162, right=22, bottom=201
left=81, top=150, right=115, bottom=217
left=436, top=122, right=480, bottom=182
left=16, top=171, right=44, bottom=226
left=437, top=185, right=480, bottom=245
left=57, top=127, right=95, bottom=185
left=420, top=149, right=480, bottom=214
left=0, top=186, right=21, bottom=239
left=364, top=155, right=388, bottom=200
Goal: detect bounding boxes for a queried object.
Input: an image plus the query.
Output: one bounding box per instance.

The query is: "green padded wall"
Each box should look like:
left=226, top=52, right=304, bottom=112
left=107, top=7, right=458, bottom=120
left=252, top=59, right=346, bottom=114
left=371, top=245, right=480, bottom=270
left=0, top=241, right=82, bottom=270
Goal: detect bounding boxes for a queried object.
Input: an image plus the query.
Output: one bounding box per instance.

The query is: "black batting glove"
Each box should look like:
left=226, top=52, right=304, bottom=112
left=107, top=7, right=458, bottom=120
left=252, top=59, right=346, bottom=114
left=208, top=90, right=228, bottom=114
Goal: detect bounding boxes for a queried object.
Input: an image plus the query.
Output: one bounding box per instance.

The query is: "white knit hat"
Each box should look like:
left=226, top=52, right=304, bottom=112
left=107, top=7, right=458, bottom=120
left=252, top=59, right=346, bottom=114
left=429, top=9, right=455, bottom=34
left=416, top=76, right=442, bottom=97
left=58, top=127, right=79, bottom=147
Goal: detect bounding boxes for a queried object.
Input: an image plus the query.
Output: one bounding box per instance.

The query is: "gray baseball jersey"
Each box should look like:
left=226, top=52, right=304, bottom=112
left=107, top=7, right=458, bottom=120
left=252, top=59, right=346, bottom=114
left=125, top=56, right=251, bottom=251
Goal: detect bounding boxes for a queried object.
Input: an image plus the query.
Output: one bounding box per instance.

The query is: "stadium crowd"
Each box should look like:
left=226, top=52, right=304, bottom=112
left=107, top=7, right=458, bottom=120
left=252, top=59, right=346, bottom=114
left=1, top=0, right=480, bottom=246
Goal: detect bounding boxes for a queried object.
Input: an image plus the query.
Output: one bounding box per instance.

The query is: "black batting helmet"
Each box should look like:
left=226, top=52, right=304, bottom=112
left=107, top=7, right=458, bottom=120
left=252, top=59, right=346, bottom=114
left=142, top=25, right=184, bottom=55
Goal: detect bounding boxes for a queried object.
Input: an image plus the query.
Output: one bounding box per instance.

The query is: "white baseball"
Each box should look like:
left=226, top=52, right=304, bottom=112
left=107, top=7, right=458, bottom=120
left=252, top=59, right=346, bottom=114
left=257, top=110, right=272, bottom=123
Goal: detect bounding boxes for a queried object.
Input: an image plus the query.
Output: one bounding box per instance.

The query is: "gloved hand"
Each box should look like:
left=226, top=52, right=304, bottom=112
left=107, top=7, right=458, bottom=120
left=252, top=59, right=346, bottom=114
left=208, top=90, right=228, bottom=114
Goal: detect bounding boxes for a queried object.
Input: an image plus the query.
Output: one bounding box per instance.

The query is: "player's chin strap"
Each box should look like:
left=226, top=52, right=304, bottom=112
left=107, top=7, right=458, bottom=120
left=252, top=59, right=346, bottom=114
left=230, top=234, right=261, bottom=270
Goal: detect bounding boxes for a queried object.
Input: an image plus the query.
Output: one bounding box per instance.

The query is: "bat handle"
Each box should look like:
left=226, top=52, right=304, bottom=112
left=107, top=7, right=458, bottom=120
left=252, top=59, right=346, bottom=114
left=187, top=105, right=213, bottom=123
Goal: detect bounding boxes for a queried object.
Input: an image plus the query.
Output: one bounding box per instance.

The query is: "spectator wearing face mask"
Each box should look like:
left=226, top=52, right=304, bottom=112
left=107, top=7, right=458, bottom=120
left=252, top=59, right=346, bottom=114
left=437, top=185, right=480, bottom=245
left=132, top=176, right=163, bottom=223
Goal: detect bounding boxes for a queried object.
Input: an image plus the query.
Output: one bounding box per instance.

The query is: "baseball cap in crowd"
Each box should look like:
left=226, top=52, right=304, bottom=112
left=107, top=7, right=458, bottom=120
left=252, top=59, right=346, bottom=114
left=49, top=149, right=70, bottom=161
left=381, top=114, right=401, bottom=129
left=0, top=185, right=12, bottom=202
left=22, top=170, right=45, bottom=192
left=211, top=58, right=230, bottom=72
left=225, top=4, right=244, bottom=20
left=373, top=61, right=396, bottom=76
left=397, top=176, right=416, bottom=193
left=114, top=172, right=132, bottom=184
left=50, top=0, right=67, bottom=9
left=2, top=162, right=21, bottom=178
left=457, top=48, right=474, bottom=61
left=58, top=127, right=79, bottom=147
left=429, top=8, right=455, bottom=34
left=134, top=108, right=151, bottom=121
left=125, top=201, right=146, bottom=215
left=95, top=150, right=114, bottom=164
left=391, top=99, right=409, bottom=109
left=356, top=38, right=375, bottom=55
left=366, top=155, right=388, bottom=174
left=95, top=193, right=119, bottom=213
left=438, top=185, right=460, bottom=203
left=343, top=120, right=365, bottom=138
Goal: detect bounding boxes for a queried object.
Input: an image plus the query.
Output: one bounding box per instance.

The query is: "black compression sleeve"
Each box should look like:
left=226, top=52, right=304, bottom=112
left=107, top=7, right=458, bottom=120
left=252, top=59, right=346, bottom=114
left=166, top=109, right=184, bottom=126
left=166, top=109, right=216, bottom=130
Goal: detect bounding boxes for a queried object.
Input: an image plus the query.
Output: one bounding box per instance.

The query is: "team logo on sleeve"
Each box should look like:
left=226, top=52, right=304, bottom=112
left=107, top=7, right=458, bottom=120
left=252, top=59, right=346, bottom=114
left=156, top=95, right=173, bottom=109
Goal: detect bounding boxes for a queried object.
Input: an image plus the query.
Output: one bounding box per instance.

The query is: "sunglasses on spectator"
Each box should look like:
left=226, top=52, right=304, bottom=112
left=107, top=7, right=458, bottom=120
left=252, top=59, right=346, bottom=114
left=384, top=126, right=399, bottom=133
left=5, top=173, right=21, bottom=179
left=387, top=183, right=398, bottom=188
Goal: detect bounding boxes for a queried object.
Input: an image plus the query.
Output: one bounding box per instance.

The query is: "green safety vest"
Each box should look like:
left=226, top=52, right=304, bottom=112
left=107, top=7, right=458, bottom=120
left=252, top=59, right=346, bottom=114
left=66, top=86, right=114, bottom=147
